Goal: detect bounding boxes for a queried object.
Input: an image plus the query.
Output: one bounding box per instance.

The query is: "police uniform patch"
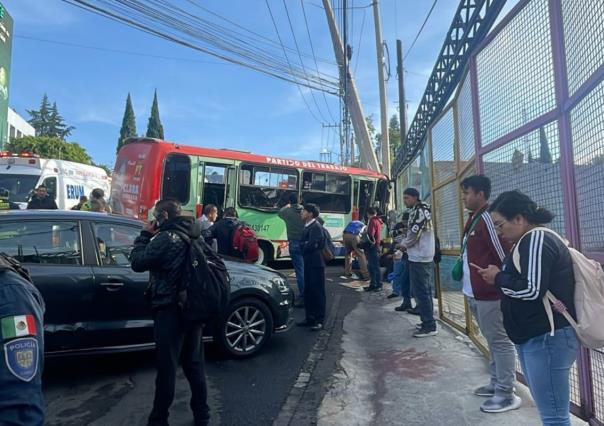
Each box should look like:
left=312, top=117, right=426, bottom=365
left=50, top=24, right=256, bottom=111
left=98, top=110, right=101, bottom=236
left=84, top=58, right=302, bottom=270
left=3, top=337, right=39, bottom=382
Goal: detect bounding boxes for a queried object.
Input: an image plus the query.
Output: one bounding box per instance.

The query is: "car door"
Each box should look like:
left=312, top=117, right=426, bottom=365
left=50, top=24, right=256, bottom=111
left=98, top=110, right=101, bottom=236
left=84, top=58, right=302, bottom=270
left=87, top=219, right=153, bottom=348
left=0, top=219, right=95, bottom=352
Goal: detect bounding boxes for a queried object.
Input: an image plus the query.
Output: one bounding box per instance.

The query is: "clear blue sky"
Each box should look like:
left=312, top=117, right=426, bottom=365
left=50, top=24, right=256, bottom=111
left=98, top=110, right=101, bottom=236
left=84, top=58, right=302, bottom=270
left=4, top=0, right=516, bottom=168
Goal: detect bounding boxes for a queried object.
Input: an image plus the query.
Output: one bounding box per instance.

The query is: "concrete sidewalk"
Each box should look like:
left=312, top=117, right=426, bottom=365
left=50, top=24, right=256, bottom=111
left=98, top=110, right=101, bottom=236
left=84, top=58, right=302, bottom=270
left=317, top=283, right=586, bottom=426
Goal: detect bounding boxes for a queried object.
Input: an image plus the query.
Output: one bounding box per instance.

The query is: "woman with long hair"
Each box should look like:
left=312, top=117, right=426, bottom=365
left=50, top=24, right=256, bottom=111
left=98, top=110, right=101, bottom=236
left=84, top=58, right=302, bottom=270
left=475, top=190, right=578, bottom=426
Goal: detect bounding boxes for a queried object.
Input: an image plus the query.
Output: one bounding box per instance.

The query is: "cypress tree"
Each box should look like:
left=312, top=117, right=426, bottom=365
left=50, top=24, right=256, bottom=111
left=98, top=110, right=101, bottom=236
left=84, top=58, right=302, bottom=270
left=117, top=93, right=137, bottom=153
left=539, top=126, right=552, bottom=164
left=27, top=94, right=52, bottom=136
left=146, top=89, right=164, bottom=139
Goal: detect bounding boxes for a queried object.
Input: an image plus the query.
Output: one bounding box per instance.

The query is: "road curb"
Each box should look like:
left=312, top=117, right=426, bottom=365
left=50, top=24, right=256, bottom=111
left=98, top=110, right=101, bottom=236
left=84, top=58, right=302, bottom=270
left=273, top=292, right=343, bottom=426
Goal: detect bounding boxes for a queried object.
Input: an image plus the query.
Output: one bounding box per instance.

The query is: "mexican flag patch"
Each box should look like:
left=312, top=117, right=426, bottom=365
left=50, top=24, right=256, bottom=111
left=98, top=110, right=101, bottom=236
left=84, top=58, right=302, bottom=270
left=1, top=315, right=37, bottom=340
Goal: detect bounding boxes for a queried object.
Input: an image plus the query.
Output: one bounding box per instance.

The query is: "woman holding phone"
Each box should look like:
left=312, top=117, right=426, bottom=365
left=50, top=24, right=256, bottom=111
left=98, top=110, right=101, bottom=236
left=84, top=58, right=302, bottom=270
left=473, top=190, right=577, bottom=426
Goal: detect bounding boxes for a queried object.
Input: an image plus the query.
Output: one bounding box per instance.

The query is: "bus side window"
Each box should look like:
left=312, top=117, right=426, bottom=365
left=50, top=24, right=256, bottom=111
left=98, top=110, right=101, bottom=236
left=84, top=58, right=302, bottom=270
left=301, top=172, right=351, bottom=214
left=42, top=177, right=58, bottom=200
left=162, top=154, right=191, bottom=204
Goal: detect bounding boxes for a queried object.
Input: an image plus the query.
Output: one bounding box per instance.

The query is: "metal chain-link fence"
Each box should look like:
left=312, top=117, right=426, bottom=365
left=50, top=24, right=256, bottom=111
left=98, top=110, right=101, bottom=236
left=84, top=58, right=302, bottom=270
left=395, top=0, right=604, bottom=423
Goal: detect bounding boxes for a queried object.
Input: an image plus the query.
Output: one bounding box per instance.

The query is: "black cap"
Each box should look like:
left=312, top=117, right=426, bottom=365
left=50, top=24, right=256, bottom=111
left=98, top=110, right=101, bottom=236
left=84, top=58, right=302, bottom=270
left=403, top=187, right=420, bottom=199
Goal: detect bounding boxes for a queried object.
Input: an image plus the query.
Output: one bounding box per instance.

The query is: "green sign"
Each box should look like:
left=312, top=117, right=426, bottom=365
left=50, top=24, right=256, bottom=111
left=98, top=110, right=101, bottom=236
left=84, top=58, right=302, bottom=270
left=0, top=3, right=12, bottom=150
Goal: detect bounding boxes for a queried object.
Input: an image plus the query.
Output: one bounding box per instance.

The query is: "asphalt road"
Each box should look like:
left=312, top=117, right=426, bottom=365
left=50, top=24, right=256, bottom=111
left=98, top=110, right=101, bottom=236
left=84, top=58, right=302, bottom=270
left=43, top=264, right=362, bottom=426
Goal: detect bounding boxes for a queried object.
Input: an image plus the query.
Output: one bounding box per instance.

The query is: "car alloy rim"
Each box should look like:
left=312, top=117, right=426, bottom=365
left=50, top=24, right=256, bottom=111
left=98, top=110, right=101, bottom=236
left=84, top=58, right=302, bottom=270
left=224, top=306, right=266, bottom=353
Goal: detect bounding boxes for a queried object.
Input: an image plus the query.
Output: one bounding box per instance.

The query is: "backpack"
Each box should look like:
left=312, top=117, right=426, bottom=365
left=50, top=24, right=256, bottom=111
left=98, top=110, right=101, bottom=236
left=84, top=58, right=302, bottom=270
left=321, top=225, right=335, bottom=262
left=512, top=227, right=604, bottom=349
left=232, top=222, right=260, bottom=263
left=174, top=232, right=231, bottom=323
left=359, top=227, right=375, bottom=250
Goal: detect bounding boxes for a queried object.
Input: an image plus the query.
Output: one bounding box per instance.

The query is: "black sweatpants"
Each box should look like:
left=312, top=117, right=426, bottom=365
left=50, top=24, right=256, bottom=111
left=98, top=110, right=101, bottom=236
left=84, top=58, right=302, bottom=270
left=303, top=266, right=326, bottom=324
left=149, top=304, right=209, bottom=426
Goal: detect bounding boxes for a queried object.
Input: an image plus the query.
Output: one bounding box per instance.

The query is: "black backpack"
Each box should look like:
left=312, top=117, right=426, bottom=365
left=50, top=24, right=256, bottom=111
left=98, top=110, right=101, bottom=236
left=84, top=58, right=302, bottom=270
left=174, top=232, right=231, bottom=323
left=321, top=225, right=335, bottom=262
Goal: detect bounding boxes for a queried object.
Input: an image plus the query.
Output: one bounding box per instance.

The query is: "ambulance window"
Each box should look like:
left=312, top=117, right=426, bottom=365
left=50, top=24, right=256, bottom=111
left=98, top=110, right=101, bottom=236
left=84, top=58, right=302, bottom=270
left=162, top=154, right=190, bottom=204
left=43, top=177, right=57, bottom=200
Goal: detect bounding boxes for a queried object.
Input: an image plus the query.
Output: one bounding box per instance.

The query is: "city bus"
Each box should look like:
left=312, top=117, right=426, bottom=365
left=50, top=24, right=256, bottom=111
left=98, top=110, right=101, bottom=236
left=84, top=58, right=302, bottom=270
left=111, top=138, right=390, bottom=263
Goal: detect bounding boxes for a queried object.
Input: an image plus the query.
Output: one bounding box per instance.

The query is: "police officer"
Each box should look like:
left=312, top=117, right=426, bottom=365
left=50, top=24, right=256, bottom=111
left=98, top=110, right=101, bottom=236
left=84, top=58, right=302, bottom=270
left=0, top=253, right=45, bottom=425
left=0, top=188, right=20, bottom=210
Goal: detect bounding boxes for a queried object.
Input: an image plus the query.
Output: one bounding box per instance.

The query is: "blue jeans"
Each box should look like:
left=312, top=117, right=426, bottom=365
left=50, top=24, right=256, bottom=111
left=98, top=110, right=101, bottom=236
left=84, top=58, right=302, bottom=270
left=288, top=240, right=305, bottom=298
left=409, top=261, right=435, bottom=329
left=392, top=259, right=410, bottom=298
left=366, top=245, right=381, bottom=288
left=516, top=326, right=579, bottom=426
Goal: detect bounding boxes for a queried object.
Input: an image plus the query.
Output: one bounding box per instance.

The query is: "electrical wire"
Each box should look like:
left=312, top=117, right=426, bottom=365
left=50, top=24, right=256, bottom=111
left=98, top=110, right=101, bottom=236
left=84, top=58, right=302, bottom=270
left=185, top=0, right=336, bottom=66
left=353, top=6, right=366, bottom=74
left=404, top=0, right=439, bottom=61
left=300, top=0, right=338, bottom=122
left=62, top=0, right=340, bottom=94
left=282, top=0, right=331, bottom=123
left=15, top=34, right=231, bottom=65
left=265, top=0, right=324, bottom=124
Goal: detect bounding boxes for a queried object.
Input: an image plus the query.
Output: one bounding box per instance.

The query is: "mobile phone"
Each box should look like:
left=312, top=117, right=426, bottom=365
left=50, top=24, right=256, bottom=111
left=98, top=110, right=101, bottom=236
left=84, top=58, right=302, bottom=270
left=469, top=262, right=484, bottom=270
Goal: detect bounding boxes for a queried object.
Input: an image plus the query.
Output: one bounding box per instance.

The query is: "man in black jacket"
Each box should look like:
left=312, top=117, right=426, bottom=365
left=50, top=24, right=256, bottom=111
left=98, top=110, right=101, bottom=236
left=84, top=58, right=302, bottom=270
left=208, top=207, right=241, bottom=258
left=130, top=199, right=209, bottom=426
left=26, top=185, right=58, bottom=210
left=297, top=203, right=326, bottom=331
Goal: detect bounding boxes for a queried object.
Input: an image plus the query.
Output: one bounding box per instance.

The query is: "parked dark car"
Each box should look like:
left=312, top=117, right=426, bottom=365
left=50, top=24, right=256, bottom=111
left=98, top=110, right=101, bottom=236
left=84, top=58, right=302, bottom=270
left=0, top=210, right=293, bottom=358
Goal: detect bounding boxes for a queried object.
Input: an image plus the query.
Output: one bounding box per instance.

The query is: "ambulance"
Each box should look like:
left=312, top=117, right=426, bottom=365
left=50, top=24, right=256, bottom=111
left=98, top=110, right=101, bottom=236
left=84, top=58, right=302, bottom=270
left=0, top=152, right=110, bottom=209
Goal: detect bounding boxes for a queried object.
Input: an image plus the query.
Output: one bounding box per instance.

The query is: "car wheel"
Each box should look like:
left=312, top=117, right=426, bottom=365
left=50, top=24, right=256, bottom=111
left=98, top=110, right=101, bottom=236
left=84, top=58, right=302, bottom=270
left=218, top=297, right=274, bottom=358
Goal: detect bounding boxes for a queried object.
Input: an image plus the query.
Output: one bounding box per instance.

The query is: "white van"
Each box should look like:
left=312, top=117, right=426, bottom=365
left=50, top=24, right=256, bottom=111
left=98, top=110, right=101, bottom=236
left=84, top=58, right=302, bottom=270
left=0, top=153, right=110, bottom=209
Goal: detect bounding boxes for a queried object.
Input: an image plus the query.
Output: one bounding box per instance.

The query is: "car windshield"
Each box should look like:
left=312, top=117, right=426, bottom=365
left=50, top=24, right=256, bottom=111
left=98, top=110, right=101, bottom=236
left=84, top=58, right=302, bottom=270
left=0, top=174, right=40, bottom=202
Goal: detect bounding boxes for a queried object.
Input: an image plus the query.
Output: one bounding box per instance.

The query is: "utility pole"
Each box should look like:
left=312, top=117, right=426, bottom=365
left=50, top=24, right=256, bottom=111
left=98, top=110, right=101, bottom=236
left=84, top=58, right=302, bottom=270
left=373, top=0, right=390, bottom=176
left=396, top=40, right=408, bottom=143
left=322, top=0, right=380, bottom=172
left=321, top=123, right=339, bottom=163
left=342, top=0, right=350, bottom=166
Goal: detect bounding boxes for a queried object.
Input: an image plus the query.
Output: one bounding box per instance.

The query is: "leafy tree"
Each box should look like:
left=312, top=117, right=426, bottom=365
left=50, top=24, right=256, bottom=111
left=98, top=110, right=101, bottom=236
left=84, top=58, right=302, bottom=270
left=93, top=162, right=113, bottom=176
left=6, top=136, right=92, bottom=165
left=26, top=94, right=75, bottom=139
left=117, top=93, right=137, bottom=154
left=146, top=90, right=164, bottom=139
left=388, top=114, right=401, bottom=165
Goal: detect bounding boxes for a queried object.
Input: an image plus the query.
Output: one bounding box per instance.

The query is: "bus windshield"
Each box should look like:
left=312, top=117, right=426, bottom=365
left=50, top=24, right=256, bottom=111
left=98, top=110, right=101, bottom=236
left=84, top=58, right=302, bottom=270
left=239, top=164, right=298, bottom=211
left=0, top=174, right=40, bottom=202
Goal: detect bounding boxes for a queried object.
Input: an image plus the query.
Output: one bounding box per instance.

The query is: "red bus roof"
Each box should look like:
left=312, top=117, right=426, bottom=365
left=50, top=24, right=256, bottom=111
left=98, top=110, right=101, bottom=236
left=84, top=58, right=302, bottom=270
left=124, top=138, right=388, bottom=179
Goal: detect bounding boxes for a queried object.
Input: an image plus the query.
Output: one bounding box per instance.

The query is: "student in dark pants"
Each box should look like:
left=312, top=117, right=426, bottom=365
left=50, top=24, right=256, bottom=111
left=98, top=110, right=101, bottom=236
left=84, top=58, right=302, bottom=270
left=130, top=199, right=210, bottom=426
left=297, top=203, right=326, bottom=332
left=364, top=207, right=383, bottom=292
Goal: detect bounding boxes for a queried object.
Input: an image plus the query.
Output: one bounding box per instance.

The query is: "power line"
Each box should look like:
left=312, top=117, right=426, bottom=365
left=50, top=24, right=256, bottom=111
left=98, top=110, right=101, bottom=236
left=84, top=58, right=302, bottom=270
left=353, top=7, right=367, bottom=74
left=185, top=0, right=336, bottom=66
left=300, top=0, right=338, bottom=122
left=404, top=0, right=439, bottom=61
left=264, top=0, right=324, bottom=124
left=62, top=0, right=340, bottom=94
left=15, top=34, right=232, bottom=65
left=282, top=0, right=331, bottom=123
